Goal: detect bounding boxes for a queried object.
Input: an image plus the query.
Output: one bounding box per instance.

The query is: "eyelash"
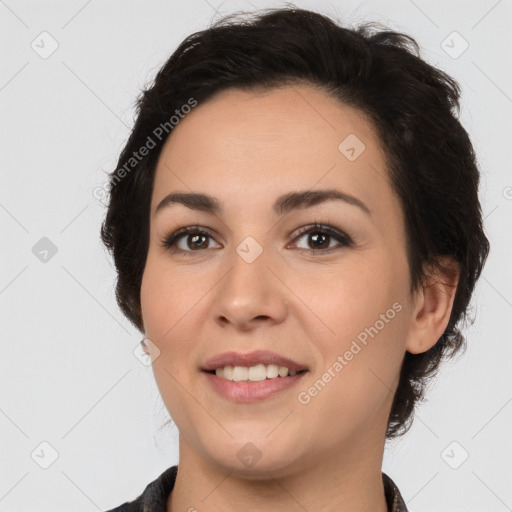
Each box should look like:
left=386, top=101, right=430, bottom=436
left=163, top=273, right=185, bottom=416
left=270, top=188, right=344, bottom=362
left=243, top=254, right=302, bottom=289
left=160, top=221, right=353, bottom=256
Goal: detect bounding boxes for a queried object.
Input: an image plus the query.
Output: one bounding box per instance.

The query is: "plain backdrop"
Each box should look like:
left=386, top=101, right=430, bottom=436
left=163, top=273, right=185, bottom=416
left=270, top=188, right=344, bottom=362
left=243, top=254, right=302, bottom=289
left=1, top=0, right=511, bottom=510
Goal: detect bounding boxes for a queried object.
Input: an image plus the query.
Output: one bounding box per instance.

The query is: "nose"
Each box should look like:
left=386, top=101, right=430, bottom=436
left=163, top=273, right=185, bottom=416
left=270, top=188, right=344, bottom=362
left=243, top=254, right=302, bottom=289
left=211, top=243, right=288, bottom=331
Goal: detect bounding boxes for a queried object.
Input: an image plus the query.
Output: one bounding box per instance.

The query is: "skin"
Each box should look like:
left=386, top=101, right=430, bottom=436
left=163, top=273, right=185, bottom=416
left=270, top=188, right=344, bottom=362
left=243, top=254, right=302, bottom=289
left=139, top=83, right=459, bottom=512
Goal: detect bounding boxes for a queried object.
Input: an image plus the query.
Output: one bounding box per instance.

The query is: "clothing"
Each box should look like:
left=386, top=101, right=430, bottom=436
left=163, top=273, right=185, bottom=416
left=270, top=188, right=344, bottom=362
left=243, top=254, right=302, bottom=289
left=105, top=465, right=408, bottom=512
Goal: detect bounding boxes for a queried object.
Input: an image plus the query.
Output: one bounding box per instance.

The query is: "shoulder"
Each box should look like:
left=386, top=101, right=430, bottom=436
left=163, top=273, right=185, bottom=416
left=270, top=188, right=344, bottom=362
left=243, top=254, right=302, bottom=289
left=104, top=465, right=178, bottom=512
left=382, top=472, right=408, bottom=512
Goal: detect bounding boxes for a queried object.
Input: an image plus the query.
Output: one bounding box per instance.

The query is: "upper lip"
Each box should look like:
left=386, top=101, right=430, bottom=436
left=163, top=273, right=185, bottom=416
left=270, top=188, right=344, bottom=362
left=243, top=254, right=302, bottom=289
left=201, top=350, right=309, bottom=372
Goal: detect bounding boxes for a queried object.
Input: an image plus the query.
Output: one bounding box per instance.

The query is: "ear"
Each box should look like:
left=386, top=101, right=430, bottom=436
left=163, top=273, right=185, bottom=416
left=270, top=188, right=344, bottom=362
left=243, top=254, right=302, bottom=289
left=141, top=338, right=150, bottom=355
left=405, top=256, right=460, bottom=355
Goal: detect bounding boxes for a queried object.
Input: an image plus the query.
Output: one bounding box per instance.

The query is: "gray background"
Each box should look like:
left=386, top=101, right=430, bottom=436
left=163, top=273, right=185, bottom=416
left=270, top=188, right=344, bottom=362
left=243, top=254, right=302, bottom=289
left=1, top=0, right=511, bottom=510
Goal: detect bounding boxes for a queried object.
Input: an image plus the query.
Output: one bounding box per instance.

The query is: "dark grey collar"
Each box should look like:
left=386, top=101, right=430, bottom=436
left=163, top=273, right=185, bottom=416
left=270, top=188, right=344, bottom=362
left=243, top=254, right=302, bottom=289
left=106, top=465, right=408, bottom=512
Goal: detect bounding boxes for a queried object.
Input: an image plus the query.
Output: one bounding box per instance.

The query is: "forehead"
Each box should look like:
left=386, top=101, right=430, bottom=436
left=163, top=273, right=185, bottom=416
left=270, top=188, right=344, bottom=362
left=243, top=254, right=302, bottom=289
left=151, top=84, right=399, bottom=224
left=158, top=84, right=379, bottom=163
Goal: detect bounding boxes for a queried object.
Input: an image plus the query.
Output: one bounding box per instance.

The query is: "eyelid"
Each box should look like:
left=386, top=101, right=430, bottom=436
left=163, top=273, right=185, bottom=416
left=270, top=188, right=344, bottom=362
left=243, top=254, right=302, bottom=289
left=288, top=222, right=353, bottom=250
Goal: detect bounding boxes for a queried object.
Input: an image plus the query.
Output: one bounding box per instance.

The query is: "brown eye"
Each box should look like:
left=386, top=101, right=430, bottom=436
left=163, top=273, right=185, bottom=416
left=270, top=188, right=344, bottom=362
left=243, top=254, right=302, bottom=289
left=291, top=222, right=353, bottom=252
left=161, top=226, right=221, bottom=254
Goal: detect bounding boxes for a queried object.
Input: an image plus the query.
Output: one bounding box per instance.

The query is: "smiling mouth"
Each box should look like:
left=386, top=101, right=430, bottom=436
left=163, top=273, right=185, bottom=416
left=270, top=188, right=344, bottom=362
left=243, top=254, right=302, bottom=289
left=204, top=369, right=308, bottom=375
left=202, top=370, right=309, bottom=382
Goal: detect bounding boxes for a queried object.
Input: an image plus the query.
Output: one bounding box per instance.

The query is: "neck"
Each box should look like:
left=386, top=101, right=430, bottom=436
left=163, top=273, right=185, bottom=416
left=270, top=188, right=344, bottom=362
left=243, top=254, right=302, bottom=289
left=167, top=425, right=389, bottom=512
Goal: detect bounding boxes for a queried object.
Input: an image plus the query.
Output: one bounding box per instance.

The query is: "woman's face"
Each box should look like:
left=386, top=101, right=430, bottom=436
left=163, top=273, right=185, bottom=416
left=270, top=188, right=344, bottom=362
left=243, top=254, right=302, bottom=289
left=140, top=84, right=418, bottom=476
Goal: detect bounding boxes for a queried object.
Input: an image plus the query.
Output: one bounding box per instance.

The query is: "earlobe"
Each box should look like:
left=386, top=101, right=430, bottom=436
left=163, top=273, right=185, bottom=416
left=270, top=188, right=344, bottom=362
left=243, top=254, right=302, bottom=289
left=141, top=337, right=150, bottom=355
left=405, top=256, right=460, bottom=355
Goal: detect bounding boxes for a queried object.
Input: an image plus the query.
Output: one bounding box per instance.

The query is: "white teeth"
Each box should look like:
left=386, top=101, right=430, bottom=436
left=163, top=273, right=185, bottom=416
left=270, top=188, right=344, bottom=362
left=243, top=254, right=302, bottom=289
left=213, top=364, right=300, bottom=381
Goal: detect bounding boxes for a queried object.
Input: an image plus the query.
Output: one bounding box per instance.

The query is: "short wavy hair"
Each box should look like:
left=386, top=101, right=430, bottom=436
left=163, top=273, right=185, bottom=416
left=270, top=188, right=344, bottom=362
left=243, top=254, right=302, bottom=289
left=100, top=6, right=490, bottom=439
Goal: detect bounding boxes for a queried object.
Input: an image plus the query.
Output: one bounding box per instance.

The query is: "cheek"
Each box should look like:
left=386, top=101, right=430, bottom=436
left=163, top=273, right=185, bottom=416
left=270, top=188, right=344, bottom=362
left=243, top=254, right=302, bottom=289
left=140, top=267, right=169, bottom=338
left=291, top=256, right=406, bottom=426
left=140, top=256, right=199, bottom=338
left=321, top=266, right=407, bottom=391
left=141, top=264, right=202, bottom=428
left=287, top=252, right=399, bottom=336
left=298, top=311, right=405, bottom=446
left=140, top=260, right=213, bottom=383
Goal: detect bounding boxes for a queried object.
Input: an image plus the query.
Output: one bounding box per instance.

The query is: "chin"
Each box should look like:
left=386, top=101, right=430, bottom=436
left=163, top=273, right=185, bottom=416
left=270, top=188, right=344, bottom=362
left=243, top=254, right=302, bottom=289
left=205, top=439, right=304, bottom=478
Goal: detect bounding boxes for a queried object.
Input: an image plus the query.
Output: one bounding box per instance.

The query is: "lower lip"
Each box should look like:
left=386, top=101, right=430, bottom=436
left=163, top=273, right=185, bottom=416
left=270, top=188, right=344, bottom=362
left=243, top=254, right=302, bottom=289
left=202, top=370, right=308, bottom=402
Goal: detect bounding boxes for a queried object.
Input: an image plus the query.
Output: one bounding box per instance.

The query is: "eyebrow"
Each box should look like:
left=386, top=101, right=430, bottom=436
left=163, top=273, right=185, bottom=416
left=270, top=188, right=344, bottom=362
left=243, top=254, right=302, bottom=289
left=154, top=189, right=371, bottom=218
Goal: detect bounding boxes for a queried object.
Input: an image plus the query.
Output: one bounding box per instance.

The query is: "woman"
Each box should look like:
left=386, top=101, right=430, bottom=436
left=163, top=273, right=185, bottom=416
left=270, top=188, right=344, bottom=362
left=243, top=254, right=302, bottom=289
left=100, top=6, right=490, bottom=512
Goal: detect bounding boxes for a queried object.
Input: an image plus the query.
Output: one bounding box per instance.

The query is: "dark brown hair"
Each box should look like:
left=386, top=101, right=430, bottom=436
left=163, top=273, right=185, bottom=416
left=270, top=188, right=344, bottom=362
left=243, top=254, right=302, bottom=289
left=100, top=6, right=490, bottom=439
